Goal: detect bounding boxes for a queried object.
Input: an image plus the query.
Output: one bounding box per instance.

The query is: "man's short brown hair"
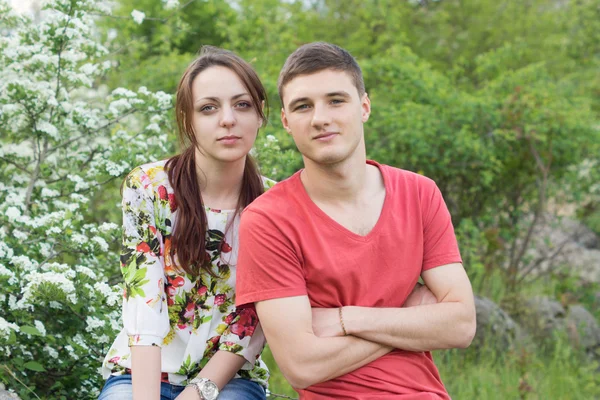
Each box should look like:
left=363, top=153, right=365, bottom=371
left=277, top=42, right=365, bottom=105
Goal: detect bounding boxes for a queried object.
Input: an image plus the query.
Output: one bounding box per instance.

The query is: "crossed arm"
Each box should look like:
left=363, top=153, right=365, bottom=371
left=255, top=263, right=476, bottom=389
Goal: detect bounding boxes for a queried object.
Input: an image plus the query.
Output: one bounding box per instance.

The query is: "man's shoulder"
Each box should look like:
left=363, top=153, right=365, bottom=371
left=379, top=163, right=437, bottom=191
left=245, top=173, right=298, bottom=217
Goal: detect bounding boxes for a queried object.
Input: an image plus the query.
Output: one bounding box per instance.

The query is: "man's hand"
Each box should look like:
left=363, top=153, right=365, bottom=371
left=311, top=284, right=438, bottom=338
left=403, top=283, right=438, bottom=308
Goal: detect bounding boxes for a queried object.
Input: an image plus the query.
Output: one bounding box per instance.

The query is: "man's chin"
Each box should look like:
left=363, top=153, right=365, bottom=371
left=303, top=151, right=348, bottom=166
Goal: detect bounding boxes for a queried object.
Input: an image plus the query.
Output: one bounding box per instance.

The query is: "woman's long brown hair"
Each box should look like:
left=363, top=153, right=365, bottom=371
left=166, top=46, right=268, bottom=278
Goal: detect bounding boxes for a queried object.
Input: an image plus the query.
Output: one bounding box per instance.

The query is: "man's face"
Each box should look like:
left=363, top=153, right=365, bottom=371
left=281, top=69, right=370, bottom=166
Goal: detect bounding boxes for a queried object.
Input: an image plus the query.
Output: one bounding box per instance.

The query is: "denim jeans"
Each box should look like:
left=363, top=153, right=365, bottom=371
left=98, top=374, right=267, bottom=400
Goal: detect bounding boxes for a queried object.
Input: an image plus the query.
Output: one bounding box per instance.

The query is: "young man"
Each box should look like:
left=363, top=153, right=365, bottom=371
left=235, top=42, right=476, bottom=399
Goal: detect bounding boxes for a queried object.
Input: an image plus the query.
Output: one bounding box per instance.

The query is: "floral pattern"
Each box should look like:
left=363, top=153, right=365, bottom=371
left=101, top=160, right=273, bottom=387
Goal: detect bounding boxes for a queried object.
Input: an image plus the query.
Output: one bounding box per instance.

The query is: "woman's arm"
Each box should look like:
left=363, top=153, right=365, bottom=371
left=131, top=346, right=162, bottom=400
left=175, top=351, right=247, bottom=400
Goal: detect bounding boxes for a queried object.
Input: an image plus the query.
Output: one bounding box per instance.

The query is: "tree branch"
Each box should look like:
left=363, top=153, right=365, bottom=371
left=0, top=156, right=32, bottom=174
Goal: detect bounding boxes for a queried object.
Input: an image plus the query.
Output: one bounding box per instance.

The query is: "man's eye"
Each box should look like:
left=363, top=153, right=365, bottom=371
left=331, top=99, right=344, bottom=105
left=294, top=104, right=309, bottom=111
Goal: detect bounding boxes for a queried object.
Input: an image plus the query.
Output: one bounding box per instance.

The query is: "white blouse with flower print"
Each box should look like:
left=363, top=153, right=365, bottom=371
left=101, top=160, right=274, bottom=387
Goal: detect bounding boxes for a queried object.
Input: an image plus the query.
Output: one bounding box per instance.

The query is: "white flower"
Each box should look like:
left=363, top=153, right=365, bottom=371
left=163, top=0, right=179, bottom=10
left=98, top=222, right=118, bottom=233
left=8, top=295, right=17, bottom=311
left=65, top=344, right=79, bottom=360
left=0, top=242, right=15, bottom=259
left=153, top=91, right=172, bottom=108
left=145, top=123, right=160, bottom=133
left=36, top=120, right=59, bottom=139
left=92, top=236, right=108, bottom=251
left=0, top=265, right=16, bottom=285
left=112, top=88, right=137, bottom=98
left=95, top=334, right=110, bottom=344
left=44, top=345, right=59, bottom=359
left=10, top=255, right=37, bottom=271
left=34, top=320, right=46, bottom=336
left=49, top=301, right=62, bottom=309
left=266, top=135, right=277, bottom=142
left=80, top=63, right=98, bottom=76
left=131, top=10, right=145, bottom=25
left=86, top=316, right=105, bottom=332
left=75, top=265, right=97, bottom=279
left=41, top=188, right=60, bottom=197
left=0, top=317, right=19, bottom=339
left=5, top=206, right=21, bottom=222
left=12, top=230, right=27, bottom=240
left=71, top=233, right=88, bottom=245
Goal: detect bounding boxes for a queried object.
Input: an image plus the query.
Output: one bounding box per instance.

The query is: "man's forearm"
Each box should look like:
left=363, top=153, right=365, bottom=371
left=343, top=302, right=476, bottom=352
left=266, top=329, right=391, bottom=389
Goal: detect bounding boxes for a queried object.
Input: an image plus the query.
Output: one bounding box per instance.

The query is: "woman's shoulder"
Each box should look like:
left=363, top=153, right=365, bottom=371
left=126, top=159, right=171, bottom=190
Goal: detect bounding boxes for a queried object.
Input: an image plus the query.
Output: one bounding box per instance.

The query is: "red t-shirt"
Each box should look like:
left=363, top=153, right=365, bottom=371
left=236, top=161, right=462, bottom=399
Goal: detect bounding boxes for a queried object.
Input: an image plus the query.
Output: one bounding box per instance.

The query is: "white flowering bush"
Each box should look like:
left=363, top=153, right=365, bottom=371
left=0, top=0, right=173, bottom=397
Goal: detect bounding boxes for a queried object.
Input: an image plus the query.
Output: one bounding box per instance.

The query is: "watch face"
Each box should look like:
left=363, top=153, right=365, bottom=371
left=201, top=381, right=219, bottom=400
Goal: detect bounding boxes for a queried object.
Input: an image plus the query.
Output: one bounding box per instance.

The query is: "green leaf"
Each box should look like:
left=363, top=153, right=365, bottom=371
left=24, top=361, right=46, bottom=372
left=20, top=326, right=42, bottom=336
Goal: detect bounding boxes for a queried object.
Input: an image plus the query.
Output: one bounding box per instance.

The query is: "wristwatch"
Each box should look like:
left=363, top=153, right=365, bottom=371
left=187, top=377, right=220, bottom=400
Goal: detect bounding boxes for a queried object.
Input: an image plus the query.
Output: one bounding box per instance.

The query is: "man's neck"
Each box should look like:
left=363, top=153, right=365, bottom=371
left=195, top=149, right=245, bottom=209
left=300, top=143, right=369, bottom=205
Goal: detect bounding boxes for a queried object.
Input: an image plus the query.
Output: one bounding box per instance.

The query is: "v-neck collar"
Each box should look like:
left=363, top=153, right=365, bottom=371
left=292, top=160, right=389, bottom=242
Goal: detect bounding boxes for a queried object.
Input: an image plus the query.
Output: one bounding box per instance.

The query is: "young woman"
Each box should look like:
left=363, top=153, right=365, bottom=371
left=99, top=47, right=273, bottom=400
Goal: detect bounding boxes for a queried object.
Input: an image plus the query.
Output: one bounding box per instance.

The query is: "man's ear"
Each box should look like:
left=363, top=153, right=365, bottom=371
left=361, top=92, right=371, bottom=123
left=281, top=107, right=292, bottom=135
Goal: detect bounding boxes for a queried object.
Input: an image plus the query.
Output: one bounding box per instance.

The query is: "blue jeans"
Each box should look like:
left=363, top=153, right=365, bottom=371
left=98, top=374, right=267, bottom=400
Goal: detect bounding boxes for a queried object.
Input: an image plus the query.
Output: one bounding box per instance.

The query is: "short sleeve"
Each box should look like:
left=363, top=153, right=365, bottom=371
left=421, top=180, right=462, bottom=271
left=235, top=209, right=307, bottom=307
left=120, top=168, right=170, bottom=347
left=218, top=308, right=266, bottom=368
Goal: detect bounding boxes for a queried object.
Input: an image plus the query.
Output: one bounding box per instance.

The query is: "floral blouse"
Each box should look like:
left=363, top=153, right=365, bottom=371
left=101, top=160, right=274, bottom=387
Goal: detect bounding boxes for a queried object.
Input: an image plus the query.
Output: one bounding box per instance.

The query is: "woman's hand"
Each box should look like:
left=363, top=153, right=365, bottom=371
left=175, top=386, right=200, bottom=400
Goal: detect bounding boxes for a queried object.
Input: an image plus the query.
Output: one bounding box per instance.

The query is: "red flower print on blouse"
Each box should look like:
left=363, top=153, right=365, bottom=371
left=166, top=276, right=185, bottom=298
left=220, top=241, right=232, bottom=253
left=136, top=242, right=151, bottom=254
left=214, top=294, right=226, bottom=306
left=209, top=335, right=220, bottom=346
left=157, top=185, right=168, bottom=201
left=197, top=285, right=208, bottom=296
left=168, top=193, right=177, bottom=212
left=183, top=302, right=195, bottom=320
left=229, top=308, right=258, bottom=339
left=170, top=276, right=185, bottom=288
left=224, top=312, right=236, bottom=325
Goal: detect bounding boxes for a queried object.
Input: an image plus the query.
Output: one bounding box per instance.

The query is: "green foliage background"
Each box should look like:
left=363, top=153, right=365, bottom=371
left=98, top=0, right=600, bottom=398
left=1, top=0, right=598, bottom=398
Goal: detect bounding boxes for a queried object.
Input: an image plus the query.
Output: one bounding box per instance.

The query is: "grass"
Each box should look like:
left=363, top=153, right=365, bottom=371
left=262, top=339, right=599, bottom=399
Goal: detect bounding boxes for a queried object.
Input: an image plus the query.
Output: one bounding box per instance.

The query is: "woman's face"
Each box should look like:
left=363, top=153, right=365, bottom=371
left=191, top=66, right=262, bottom=164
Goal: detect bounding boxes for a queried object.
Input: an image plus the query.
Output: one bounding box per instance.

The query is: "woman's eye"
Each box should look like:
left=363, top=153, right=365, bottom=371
left=236, top=101, right=252, bottom=109
left=200, top=105, right=216, bottom=112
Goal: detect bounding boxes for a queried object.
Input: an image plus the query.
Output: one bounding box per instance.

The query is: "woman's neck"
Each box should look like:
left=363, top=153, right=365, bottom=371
left=194, top=149, right=246, bottom=210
